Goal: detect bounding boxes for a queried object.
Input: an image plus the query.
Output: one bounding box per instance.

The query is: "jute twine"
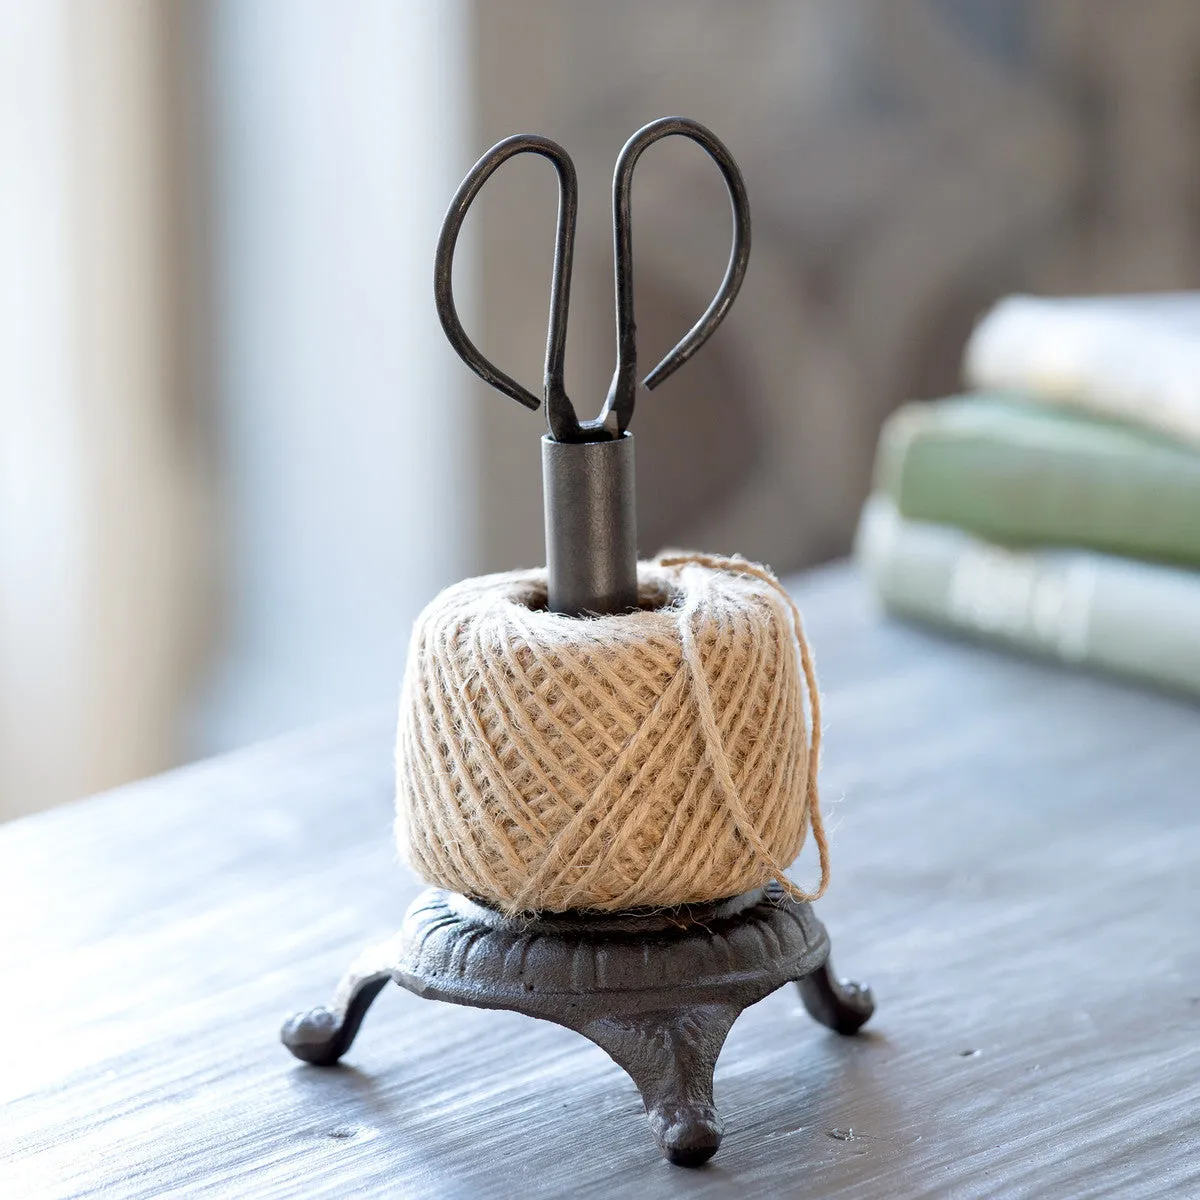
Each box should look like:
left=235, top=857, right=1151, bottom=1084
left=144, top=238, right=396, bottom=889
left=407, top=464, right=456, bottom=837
left=394, top=553, right=829, bottom=914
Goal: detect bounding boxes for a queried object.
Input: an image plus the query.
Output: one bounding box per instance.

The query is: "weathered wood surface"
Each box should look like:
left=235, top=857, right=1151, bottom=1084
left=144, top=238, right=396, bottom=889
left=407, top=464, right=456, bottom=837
left=3, top=564, right=1199, bottom=1198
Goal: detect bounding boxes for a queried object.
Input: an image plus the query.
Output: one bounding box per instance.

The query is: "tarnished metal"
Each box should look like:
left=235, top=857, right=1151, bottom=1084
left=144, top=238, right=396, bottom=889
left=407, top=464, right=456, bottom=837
left=433, top=115, right=751, bottom=446
left=433, top=115, right=751, bottom=616
left=542, top=433, right=637, bottom=616
left=283, top=884, right=874, bottom=1166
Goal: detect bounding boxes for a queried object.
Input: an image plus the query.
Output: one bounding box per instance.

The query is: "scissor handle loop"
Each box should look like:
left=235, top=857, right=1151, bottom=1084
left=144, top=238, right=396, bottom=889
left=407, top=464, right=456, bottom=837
left=599, top=116, right=751, bottom=439
left=433, top=134, right=578, bottom=421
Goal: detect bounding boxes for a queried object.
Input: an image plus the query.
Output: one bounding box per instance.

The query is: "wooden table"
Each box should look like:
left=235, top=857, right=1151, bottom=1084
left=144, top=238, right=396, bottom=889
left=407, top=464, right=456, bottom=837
left=4, top=565, right=1199, bottom=1198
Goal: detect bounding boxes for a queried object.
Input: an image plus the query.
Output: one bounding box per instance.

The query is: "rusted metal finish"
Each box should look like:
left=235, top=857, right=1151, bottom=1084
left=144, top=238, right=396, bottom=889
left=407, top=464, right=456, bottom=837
left=283, top=883, right=873, bottom=1166
left=432, top=116, right=750, bottom=445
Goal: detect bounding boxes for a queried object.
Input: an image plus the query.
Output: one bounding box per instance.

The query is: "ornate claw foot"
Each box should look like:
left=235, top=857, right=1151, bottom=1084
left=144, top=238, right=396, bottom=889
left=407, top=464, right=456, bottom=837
left=581, top=1004, right=738, bottom=1167
left=796, top=958, right=875, bottom=1036
left=282, top=937, right=400, bottom=1065
left=286, top=889, right=876, bottom=1164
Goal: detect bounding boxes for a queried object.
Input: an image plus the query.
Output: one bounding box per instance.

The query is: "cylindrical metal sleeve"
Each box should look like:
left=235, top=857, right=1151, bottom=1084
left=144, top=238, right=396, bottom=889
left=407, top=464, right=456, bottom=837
left=542, top=433, right=638, bottom=616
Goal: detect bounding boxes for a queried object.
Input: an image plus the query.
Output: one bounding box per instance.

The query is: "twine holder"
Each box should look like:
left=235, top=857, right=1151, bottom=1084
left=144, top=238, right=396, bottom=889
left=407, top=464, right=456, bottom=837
left=283, top=115, right=873, bottom=1169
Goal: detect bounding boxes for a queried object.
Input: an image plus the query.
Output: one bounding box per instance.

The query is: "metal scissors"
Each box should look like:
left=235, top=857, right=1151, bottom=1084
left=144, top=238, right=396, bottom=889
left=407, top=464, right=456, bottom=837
left=434, top=115, right=751, bottom=444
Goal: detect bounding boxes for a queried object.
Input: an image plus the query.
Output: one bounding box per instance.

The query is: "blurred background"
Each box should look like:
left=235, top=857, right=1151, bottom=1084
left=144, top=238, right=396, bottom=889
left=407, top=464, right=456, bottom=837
left=4, top=0, right=1199, bottom=820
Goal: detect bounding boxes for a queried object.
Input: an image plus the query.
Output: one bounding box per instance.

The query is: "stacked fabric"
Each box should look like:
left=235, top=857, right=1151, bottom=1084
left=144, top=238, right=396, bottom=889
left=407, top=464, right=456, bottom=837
left=856, top=293, right=1200, bottom=698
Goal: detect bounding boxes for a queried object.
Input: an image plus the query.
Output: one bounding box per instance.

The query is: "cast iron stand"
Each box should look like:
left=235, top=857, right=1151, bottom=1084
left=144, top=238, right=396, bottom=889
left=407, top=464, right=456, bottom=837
left=282, top=883, right=872, bottom=1165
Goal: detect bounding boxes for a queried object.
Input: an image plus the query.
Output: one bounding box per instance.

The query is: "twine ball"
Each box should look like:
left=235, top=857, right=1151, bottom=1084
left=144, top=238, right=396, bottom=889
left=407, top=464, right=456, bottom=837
left=394, top=553, right=828, bottom=914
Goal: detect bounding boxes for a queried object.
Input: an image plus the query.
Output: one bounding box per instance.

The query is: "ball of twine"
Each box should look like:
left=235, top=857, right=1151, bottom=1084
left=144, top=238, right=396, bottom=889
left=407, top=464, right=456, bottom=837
left=394, top=553, right=828, bottom=914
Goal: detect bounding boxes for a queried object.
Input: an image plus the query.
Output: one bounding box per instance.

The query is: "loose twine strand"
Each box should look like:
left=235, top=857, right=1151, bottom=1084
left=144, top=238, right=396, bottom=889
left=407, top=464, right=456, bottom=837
left=396, top=554, right=829, bottom=912
left=657, top=553, right=829, bottom=903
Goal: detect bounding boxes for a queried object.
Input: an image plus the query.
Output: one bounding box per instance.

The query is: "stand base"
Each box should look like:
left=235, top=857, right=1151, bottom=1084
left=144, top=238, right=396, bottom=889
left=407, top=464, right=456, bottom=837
left=283, top=884, right=873, bottom=1167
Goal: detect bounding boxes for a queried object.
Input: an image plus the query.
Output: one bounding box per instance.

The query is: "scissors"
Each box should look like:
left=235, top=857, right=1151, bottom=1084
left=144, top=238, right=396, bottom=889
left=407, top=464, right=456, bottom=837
left=434, top=115, right=751, bottom=444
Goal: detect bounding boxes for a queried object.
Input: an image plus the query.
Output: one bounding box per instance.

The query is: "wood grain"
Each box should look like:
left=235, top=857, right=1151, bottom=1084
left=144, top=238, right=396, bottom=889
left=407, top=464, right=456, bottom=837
left=3, top=564, right=1199, bottom=1198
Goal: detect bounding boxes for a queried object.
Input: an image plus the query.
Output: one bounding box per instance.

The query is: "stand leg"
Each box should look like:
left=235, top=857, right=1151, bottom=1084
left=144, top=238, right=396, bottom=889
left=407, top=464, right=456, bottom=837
left=282, top=937, right=400, bottom=1066
left=580, top=1004, right=739, bottom=1167
left=795, top=958, right=874, bottom=1035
